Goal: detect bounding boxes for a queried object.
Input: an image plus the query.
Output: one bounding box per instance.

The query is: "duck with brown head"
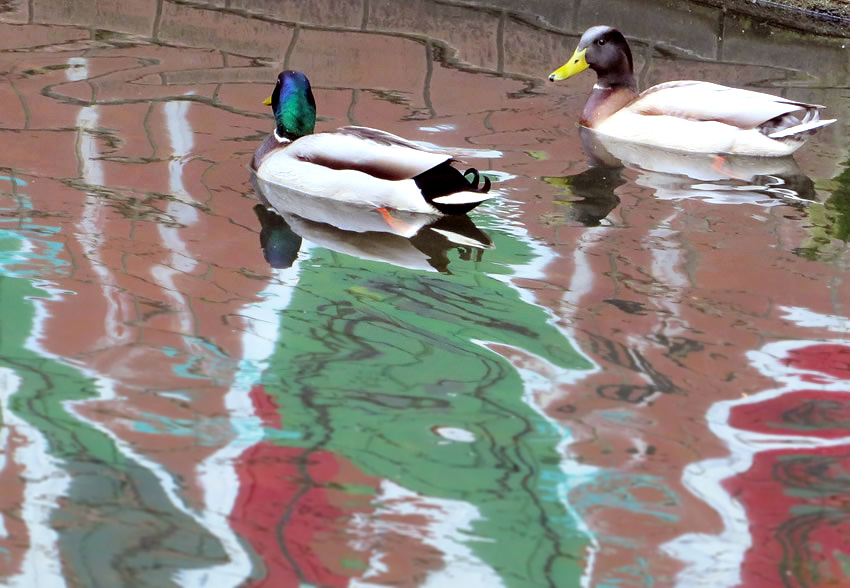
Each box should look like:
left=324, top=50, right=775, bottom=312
left=549, top=26, right=835, bottom=156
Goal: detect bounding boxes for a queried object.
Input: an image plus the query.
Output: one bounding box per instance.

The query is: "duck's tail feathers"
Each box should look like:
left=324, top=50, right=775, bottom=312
left=769, top=118, right=836, bottom=140
left=414, top=161, right=492, bottom=214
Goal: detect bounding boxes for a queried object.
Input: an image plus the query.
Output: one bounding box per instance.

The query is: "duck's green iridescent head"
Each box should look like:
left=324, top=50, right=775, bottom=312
left=265, top=71, right=316, bottom=140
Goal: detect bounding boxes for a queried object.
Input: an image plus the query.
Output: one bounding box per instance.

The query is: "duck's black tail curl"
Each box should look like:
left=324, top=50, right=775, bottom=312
left=462, top=168, right=492, bottom=193
left=413, top=161, right=492, bottom=214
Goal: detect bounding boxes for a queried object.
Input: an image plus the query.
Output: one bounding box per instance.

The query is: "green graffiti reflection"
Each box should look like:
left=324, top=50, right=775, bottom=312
left=256, top=212, right=595, bottom=587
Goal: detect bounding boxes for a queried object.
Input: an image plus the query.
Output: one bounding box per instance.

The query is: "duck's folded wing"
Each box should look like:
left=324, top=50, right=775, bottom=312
left=287, top=126, right=450, bottom=180
left=629, top=81, right=823, bottom=129
left=335, top=126, right=441, bottom=151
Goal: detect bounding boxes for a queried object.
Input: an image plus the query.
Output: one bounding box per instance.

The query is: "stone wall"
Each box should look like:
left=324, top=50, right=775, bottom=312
left=3, top=0, right=847, bottom=76
left=6, top=0, right=844, bottom=161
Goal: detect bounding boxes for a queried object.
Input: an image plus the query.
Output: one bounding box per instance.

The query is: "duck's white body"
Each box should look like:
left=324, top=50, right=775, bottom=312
left=594, top=81, right=835, bottom=156
left=253, top=126, right=493, bottom=215
left=549, top=27, right=836, bottom=157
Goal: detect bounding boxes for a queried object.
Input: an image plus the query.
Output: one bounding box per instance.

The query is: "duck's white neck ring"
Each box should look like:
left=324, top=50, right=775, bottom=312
left=273, top=128, right=292, bottom=144
left=593, top=83, right=611, bottom=90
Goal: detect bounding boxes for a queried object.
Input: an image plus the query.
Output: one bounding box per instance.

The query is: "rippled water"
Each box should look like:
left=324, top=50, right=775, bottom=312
left=0, top=1, right=849, bottom=587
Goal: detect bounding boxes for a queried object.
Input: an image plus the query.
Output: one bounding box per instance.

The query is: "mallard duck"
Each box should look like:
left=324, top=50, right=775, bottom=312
left=549, top=26, right=835, bottom=156
left=252, top=71, right=492, bottom=215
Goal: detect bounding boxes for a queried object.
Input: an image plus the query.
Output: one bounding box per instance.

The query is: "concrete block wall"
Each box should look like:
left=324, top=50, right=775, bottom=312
left=6, top=0, right=848, bottom=163
left=14, top=0, right=847, bottom=80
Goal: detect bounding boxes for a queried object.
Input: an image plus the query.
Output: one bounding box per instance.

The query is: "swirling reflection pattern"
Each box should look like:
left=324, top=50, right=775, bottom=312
left=0, top=156, right=598, bottom=587
left=242, top=204, right=597, bottom=586
left=0, top=2, right=848, bottom=587
left=669, top=317, right=850, bottom=588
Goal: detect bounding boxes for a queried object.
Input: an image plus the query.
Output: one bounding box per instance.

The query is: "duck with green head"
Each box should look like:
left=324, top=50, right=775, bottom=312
left=252, top=71, right=492, bottom=215
left=549, top=26, right=835, bottom=156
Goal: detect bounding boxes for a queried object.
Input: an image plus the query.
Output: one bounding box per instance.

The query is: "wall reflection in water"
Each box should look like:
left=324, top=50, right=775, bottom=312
left=669, top=310, right=850, bottom=588
left=0, top=0, right=848, bottom=586
left=244, top=175, right=597, bottom=585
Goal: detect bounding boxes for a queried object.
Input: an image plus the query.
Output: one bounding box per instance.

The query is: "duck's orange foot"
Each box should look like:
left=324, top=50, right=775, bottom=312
left=376, top=207, right=415, bottom=235
left=711, top=155, right=749, bottom=181
left=711, top=155, right=727, bottom=174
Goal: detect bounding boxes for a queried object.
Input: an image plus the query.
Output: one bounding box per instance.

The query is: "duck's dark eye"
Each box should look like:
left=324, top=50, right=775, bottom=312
left=597, top=38, right=606, bottom=46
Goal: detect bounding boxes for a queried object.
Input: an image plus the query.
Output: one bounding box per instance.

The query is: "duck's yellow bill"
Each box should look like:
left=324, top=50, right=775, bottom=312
left=549, top=47, right=588, bottom=81
left=262, top=96, right=272, bottom=105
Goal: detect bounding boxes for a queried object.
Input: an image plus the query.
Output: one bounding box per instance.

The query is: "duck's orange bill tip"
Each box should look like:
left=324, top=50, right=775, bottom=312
left=262, top=96, right=272, bottom=106
left=549, top=47, right=589, bottom=82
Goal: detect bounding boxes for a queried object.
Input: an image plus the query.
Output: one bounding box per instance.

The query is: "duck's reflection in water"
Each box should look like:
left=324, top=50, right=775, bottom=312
left=542, top=164, right=625, bottom=227
left=547, top=128, right=817, bottom=226
left=252, top=175, right=492, bottom=273
left=253, top=205, right=302, bottom=269
left=589, top=129, right=815, bottom=202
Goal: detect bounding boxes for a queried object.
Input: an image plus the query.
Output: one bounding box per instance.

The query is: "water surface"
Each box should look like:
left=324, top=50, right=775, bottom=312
left=0, top=1, right=849, bottom=587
